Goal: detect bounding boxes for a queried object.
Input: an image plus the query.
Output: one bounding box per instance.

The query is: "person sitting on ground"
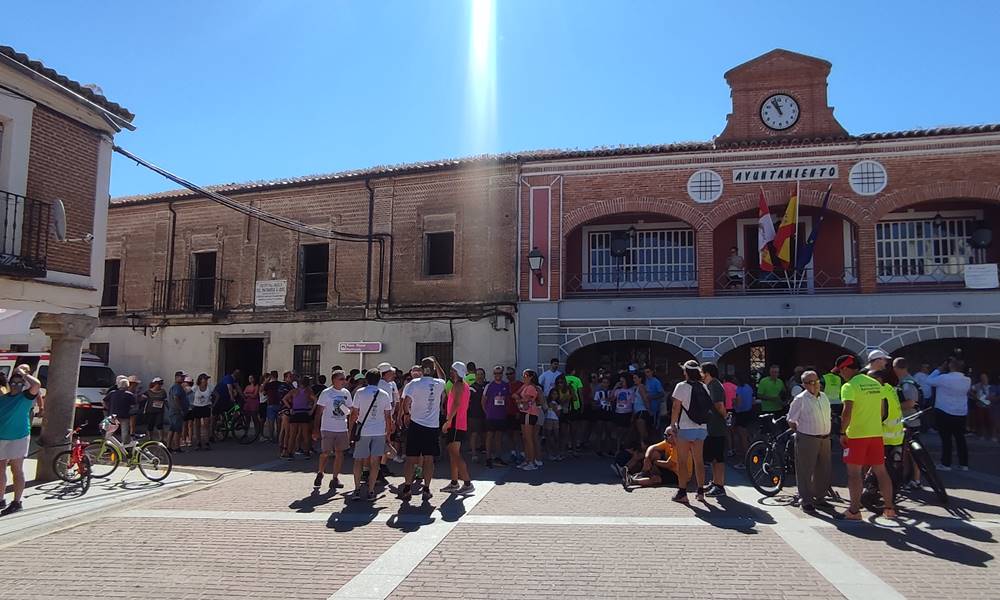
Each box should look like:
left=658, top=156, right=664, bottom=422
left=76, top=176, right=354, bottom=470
left=625, top=426, right=689, bottom=489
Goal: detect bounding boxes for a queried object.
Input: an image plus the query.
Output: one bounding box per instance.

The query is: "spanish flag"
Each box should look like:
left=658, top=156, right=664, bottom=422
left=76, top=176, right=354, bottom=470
left=773, top=182, right=799, bottom=269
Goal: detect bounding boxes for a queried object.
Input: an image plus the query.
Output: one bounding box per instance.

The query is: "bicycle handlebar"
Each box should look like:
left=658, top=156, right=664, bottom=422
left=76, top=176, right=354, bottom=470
left=902, top=407, right=933, bottom=424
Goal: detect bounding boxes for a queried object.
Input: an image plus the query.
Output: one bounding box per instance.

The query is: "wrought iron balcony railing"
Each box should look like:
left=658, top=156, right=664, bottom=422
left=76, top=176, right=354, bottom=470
left=565, top=267, right=698, bottom=297
left=715, top=267, right=860, bottom=295
left=0, top=190, right=50, bottom=278
left=152, top=277, right=232, bottom=314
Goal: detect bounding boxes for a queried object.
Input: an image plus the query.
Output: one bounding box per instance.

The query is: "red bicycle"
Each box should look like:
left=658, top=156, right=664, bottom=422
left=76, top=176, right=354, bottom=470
left=52, top=423, right=93, bottom=494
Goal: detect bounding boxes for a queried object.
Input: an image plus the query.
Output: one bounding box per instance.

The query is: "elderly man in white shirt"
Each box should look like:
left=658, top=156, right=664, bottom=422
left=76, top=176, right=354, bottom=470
left=926, top=358, right=971, bottom=470
left=787, top=370, right=832, bottom=514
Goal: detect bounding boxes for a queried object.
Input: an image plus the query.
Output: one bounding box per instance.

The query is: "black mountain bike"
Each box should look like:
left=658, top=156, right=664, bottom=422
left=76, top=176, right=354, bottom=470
left=862, top=408, right=948, bottom=507
left=213, top=403, right=259, bottom=444
left=745, top=414, right=796, bottom=496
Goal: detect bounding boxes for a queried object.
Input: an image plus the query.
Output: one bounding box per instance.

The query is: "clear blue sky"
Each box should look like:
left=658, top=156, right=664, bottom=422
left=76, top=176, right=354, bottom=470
left=7, top=1, right=1000, bottom=197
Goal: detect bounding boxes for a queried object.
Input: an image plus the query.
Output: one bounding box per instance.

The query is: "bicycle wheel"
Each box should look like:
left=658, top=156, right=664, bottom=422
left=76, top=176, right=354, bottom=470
left=745, top=440, right=783, bottom=496
left=137, top=441, right=173, bottom=482
left=213, top=417, right=229, bottom=443
left=235, top=411, right=258, bottom=444
left=53, top=450, right=84, bottom=483
left=911, top=440, right=948, bottom=504
left=79, top=455, right=92, bottom=495
left=84, top=440, right=121, bottom=478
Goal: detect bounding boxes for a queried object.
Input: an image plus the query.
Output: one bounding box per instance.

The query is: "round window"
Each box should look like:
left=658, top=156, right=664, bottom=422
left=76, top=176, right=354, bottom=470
left=849, top=160, right=888, bottom=196
left=687, top=169, right=724, bottom=203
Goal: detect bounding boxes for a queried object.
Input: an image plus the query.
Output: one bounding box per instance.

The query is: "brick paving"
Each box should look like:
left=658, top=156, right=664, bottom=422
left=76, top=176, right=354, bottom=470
left=387, top=523, right=843, bottom=600
left=0, top=517, right=403, bottom=600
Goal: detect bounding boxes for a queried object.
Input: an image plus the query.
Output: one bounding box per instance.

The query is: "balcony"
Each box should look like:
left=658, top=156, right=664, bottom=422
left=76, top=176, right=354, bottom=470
left=564, top=267, right=698, bottom=298
left=715, top=268, right=860, bottom=295
left=0, top=190, right=50, bottom=278
left=152, top=277, right=232, bottom=314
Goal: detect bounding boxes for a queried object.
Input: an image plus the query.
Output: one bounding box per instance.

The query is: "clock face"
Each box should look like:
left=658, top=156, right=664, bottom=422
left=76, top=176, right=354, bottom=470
left=760, top=94, right=800, bottom=131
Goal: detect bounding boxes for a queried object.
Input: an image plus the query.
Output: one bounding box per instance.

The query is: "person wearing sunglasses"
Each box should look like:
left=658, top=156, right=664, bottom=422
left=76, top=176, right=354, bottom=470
left=787, top=370, right=832, bottom=515
left=0, top=364, right=42, bottom=516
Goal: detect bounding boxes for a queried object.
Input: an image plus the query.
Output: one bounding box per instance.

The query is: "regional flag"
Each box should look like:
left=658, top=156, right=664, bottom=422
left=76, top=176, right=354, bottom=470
left=795, top=184, right=832, bottom=271
left=773, top=182, right=799, bottom=269
left=757, top=188, right=776, bottom=272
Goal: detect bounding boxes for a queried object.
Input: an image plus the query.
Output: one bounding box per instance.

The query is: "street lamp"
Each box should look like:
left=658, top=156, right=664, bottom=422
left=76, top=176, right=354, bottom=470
left=527, top=247, right=545, bottom=285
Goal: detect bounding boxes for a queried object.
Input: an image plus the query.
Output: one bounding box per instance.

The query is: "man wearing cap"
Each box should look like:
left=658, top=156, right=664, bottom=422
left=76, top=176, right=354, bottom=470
left=106, top=377, right=137, bottom=444
left=834, top=355, right=897, bottom=520
left=0, top=364, right=42, bottom=516
left=376, top=362, right=400, bottom=481
left=866, top=349, right=891, bottom=373
left=142, top=377, right=167, bottom=441
left=166, top=372, right=188, bottom=452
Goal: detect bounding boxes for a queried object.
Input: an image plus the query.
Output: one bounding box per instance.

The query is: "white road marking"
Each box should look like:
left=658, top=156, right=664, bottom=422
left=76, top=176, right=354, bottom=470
left=728, top=484, right=906, bottom=600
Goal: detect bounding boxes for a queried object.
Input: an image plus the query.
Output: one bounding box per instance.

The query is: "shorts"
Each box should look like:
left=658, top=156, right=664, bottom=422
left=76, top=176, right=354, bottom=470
left=613, top=412, right=633, bottom=428
left=445, top=427, right=466, bottom=445
left=406, top=422, right=441, bottom=457
left=521, top=413, right=539, bottom=426
left=145, top=410, right=165, bottom=431
left=321, top=430, right=350, bottom=453
left=843, top=436, right=884, bottom=466
left=353, top=435, right=386, bottom=459
left=168, top=412, right=184, bottom=433
left=0, top=435, right=30, bottom=460
left=734, top=411, right=755, bottom=428
left=468, top=417, right=484, bottom=433
left=183, top=410, right=195, bottom=422
left=191, top=405, right=212, bottom=419
left=508, top=416, right=520, bottom=431
left=485, top=419, right=507, bottom=432
left=704, top=435, right=726, bottom=463
left=266, top=405, right=280, bottom=421
left=651, top=463, right=679, bottom=486
left=543, top=418, right=559, bottom=433
left=678, top=428, right=708, bottom=442
left=289, top=411, right=312, bottom=424
left=634, top=411, right=652, bottom=426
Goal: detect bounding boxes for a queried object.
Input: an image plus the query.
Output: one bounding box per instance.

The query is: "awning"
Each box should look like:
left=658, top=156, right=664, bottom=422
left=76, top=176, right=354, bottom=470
left=0, top=309, right=37, bottom=335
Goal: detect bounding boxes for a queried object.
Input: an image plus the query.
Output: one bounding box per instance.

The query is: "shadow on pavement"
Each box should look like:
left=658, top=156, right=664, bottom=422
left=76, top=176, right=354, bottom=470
left=833, top=519, right=995, bottom=567
left=30, top=480, right=89, bottom=501
left=327, top=505, right=386, bottom=532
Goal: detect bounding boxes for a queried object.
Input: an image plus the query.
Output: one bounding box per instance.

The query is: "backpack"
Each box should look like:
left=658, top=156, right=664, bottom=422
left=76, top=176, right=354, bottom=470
left=896, top=376, right=924, bottom=408
left=682, top=380, right=713, bottom=425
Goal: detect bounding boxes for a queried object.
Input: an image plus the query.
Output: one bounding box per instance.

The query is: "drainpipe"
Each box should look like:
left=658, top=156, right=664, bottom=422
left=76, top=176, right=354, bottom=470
left=166, top=201, right=177, bottom=310
left=364, top=178, right=375, bottom=317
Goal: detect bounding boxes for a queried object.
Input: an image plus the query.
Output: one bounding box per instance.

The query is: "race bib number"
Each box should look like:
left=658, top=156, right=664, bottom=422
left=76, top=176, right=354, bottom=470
left=151, top=400, right=164, bottom=409
left=616, top=399, right=629, bottom=411
left=494, top=396, right=505, bottom=406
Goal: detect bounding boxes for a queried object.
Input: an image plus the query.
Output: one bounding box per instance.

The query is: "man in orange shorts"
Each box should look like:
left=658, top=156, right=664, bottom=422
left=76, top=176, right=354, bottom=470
left=834, top=355, right=897, bottom=520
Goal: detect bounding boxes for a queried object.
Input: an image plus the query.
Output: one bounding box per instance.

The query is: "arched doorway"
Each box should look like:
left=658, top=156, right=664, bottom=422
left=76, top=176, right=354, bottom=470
left=719, top=338, right=851, bottom=382
left=890, top=338, right=1000, bottom=378
left=567, top=340, right=695, bottom=380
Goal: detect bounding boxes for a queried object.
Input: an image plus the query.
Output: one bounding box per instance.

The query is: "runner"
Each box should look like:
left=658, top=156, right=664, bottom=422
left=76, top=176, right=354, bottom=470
left=313, top=369, right=353, bottom=490
left=376, top=362, right=400, bottom=480
left=590, top=375, right=613, bottom=456
left=141, top=376, right=167, bottom=442
left=757, top=365, right=786, bottom=414
left=670, top=360, right=711, bottom=504
left=467, top=367, right=487, bottom=461
left=563, top=368, right=584, bottom=452
left=166, top=371, right=189, bottom=453
left=0, top=365, right=42, bottom=516
left=516, top=369, right=543, bottom=470
left=441, top=362, right=474, bottom=494
left=191, top=374, right=213, bottom=450
left=349, top=370, right=393, bottom=501
left=834, top=355, right=897, bottom=520
left=625, top=426, right=684, bottom=489
left=483, top=366, right=510, bottom=468
left=397, top=357, right=447, bottom=502
left=700, top=362, right=729, bottom=497
left=611, top=373, right=634, bottom=453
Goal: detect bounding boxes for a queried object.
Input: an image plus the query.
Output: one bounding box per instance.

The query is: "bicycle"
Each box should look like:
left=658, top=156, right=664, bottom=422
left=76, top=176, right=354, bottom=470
left=52, top=422, right=93, bottom=494
left=862, top=408, right=948, bottom=507
left=744, top=413, right=796, bottom=496
left=84, top=415, right=173, bottom=482
left=213, top=403, right=259, bottom=444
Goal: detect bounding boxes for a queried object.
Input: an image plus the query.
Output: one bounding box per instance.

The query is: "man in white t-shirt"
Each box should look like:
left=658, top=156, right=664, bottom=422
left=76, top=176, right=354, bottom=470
left=538, top=358, right=562, bottom=398
left=312, top=369, right=353, bottom=490
left=397, top=357, right=447, bottom=502
left=350, top=369, right=394, bottom=501
left=377, top=362, right=402, bottom=472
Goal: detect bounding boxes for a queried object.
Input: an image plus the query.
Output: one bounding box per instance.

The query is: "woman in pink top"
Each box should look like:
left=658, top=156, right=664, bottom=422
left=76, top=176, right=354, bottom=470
left=243, top=374, right=261, bottom=435
left=441, top=362, right=474, bottom=495
left=516, top=369, right=543, bottom=471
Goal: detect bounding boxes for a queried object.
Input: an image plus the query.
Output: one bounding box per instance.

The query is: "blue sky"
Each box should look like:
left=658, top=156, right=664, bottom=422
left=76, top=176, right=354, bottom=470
left=6, top=1, right=1000, bottom=197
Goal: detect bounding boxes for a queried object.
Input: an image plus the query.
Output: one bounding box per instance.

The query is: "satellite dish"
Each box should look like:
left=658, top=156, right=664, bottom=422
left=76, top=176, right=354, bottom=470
left=50, top=198, right=67, bottom=241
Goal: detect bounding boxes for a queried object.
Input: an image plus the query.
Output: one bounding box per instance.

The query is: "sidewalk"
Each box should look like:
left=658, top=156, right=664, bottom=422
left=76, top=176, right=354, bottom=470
left=0, top=457, right=197, bottom=543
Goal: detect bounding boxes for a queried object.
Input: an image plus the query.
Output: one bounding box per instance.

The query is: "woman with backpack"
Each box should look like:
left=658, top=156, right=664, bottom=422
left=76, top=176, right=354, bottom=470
left=670, top=360, right=711, bottom=503
left=611, top=373, right=634, bottom=453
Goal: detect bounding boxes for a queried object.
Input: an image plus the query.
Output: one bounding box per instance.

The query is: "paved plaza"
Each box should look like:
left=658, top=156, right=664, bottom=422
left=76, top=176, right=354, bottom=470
left=2, top=439, right=998, bottom=600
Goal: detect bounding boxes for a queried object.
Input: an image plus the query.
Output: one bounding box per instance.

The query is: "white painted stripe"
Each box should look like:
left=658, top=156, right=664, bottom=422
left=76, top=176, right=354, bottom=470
left=728, top=485, right=906, bottom=600
left=329, top=480, right=496, bottom=600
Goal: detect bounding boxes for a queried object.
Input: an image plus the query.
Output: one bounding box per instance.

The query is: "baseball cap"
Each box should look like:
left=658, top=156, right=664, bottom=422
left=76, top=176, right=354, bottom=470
left=451, top=361, right=468, bottom=379
left=151, top=377, right=164, bottom=384
left=183, top=375, right=194, bottom=384
left=127, top=375, right=141, bottom=384
left=832, top=355, right=861, bottom=373
left=377, top=362, right=394, bottom=374
left=353, top=372, right=366, bottom=381
left=679, top=359, right=700, bottom=370
left=867, top=349, right=891, bottom=363
left=174, top=371, right=186, bottom=378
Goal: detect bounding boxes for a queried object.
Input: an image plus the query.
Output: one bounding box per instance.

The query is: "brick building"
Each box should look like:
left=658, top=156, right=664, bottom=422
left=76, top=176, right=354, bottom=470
left=0, top=45, right=134, bottom=477
left=93, top=162, right=520, bottom=381
left=516, top=49, right=1000, bottom=379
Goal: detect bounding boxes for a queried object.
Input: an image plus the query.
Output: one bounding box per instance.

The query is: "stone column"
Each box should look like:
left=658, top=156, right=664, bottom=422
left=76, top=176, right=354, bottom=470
left=32, top=313, right=98, bottom=482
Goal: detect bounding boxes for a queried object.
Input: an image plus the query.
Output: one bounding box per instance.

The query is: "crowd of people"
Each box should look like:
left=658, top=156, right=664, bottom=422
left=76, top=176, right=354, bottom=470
left=1, top=344, right=990, bottom=518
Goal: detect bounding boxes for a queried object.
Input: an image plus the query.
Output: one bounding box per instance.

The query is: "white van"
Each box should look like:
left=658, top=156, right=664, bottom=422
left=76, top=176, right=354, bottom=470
left=0, top=351, right=117, bottom=432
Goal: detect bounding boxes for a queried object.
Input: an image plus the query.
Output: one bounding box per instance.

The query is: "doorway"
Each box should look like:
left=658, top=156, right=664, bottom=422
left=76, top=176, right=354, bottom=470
left=218, top=337, right=264, bottom=386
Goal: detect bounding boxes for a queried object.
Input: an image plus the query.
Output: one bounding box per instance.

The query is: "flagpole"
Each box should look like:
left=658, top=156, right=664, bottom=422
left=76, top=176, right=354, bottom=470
left=794, top=180, right=802, bottom=291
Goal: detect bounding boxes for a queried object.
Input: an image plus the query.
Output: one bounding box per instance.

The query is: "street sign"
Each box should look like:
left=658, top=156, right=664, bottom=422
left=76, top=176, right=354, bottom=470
left=338, top=342, right=382, bottom=353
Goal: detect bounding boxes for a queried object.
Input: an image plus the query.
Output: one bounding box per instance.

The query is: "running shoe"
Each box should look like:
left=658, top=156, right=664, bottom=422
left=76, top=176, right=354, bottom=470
left=440, top=482, right=460, bottom=493
left=671, top=490, right=689, bottom=504
left=0, top=500, right=22, bottom=516
left=705, top=485, right=726, bottom=498
left=366, top=490, right=377, bottom=501
left=421, top=487, right=433, bottom=501
left=518, top=463, right=537, bottom=471
left=935, top=463, right=952, bottom=471
left=313, top=473, right=323, bottom=488
left=533, top=459, right=543, bottom=467
left=457, top=482, right=476, bottom=494
left=957, top=465, right=970, bottom=471
left=695, top=487, right=706, bottom=502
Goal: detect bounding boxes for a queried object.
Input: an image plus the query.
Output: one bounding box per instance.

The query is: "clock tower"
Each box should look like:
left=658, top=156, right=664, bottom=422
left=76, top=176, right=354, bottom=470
left=715, top=49, right=849, bottom=148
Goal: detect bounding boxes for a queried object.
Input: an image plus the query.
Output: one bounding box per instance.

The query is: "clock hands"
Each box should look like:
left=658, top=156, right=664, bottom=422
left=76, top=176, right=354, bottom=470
left=771, top=97, right=783, bottom=116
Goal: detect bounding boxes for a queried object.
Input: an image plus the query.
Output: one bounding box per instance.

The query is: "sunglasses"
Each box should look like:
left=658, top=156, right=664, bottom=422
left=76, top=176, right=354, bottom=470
left=803, top=379, right=820, bottom=385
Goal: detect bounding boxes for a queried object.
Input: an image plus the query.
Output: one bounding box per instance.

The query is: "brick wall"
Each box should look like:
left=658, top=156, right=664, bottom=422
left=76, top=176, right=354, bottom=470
left=105, top=165, right=518, bottom=318
left=26, top=105, right=100, bottom=275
